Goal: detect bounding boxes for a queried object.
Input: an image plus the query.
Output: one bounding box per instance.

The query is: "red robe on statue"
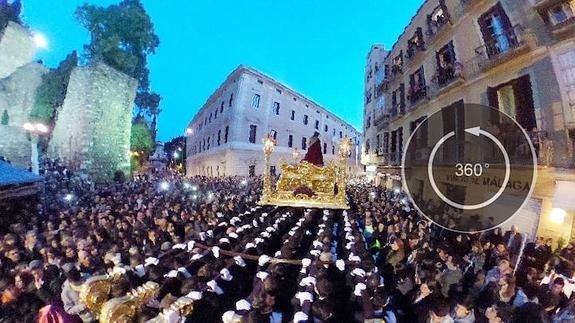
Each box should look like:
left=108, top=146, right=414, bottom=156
left=302, top=137, right=324, bottom=167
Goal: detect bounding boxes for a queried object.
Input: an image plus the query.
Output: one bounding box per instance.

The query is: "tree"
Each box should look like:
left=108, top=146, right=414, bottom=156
left=131, top=118, right=154, bottom=161
left=1, top=109, right=8, bottom=125
left=76, top=0, right=162, bottom=140
left=135, top=91, right=161, bottom=140
left=0, top=0, right=22, bottom=30
left=30, top=51, right=78, bottom=124
left=75, top=0, right=159, bottom=93
left=164, top=136, right=186, bottom=168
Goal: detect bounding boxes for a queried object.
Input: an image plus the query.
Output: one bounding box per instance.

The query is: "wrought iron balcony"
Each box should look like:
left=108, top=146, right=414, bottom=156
left=408, top=85, right=429, bottom=106
left=532, top=0, right=566, bottom=11
left=550, top=16, right=575, bottom=36
left=474, top=25, right=533, bottom=72
left=380, top=152, right=402, bottom=167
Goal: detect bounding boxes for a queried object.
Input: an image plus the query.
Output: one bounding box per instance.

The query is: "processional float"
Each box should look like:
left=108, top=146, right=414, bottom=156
left=258, top=135, right=353, bottom=209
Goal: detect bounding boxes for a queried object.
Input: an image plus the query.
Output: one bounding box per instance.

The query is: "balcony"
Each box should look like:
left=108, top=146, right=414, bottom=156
left=532, top=0, right=566, bottom=11
left=407, top=85, right=429, bottom=109
left=375, top=79, right=389, bottom=97
left=406, top=44, right=426, bottom=62
left=550, top=16, right=575, bottom=36
left=380, top=152, right=402, bottom=167
left=474, top=25, right=534, bottom=72
left=426, top=16, right=451, bottom=47
left=429, top=62, right=466, bottom=96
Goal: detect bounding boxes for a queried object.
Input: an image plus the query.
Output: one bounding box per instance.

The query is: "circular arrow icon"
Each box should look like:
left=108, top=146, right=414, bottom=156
left=427, top=126, right=511, bottom=210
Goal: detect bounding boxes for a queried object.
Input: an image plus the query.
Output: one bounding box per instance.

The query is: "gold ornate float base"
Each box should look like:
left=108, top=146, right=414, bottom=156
left=258, top=161, right=350, bottom=210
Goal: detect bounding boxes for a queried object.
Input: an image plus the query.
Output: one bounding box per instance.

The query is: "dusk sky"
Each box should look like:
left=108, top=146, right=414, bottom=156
left=22, top=0, right=423, bottom=142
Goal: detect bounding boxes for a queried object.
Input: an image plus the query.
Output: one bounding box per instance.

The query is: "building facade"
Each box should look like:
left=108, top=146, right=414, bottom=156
left=362, top=45, right=389, bottom=182
left=369, top=0, right=575, bottom=240
left=186, top=66, right=362, bottom=177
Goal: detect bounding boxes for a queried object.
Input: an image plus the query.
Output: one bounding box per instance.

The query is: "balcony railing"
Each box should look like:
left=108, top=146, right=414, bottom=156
left=474, top=25, right=532, bottom=72
left=427, top=16, right=450, bottom=41
left=380, top=152, right=402, bottom=166
left=550, top=16, right=575, bottom=36
left=436, top=63, right=464, bottom=87
left=532, top=0, right=565, bottom=11
left=408, top=85, right=428, bottom=106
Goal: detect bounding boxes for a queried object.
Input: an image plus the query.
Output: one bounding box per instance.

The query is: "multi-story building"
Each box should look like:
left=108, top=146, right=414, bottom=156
left=186, top=65, right=362, bottom=177
left=362, top=45, right=389, bottom=182
left=370, top=0, right=575, bottom=240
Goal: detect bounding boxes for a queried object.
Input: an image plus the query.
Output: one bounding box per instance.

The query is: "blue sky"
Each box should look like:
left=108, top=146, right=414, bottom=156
left=22, top=0, right=423, bottom=142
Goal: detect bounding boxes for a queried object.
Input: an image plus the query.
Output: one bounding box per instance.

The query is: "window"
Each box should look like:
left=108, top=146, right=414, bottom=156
left=214, top=109, right=218, bottom=119
left=271, top=130, right=278, bottom=140
left=276, top=88, right=282, bottom=94
left=339, top=131, right=343, bottom=139
left=248, top=165, right=256, bottom=177
left=333, top=129, right=336, bottom=136
left=249, top=125, right=257, bottom=143
left=332, top=146, right=335, bottom=155
left=407, top=28, right=425, bottom=58
left=365, top=139, right=371, bottom=154
left=288, top=134, right=293, bottom=148
left=427, top=4, right=449, bottom=37
left=548, top=1, right=575, bottom=25
left=257, top=79, right=263, bottom=85
left=270, top=166, right=276, bottom=177
left=478, top=3, right=516, bottom=58
left=290, top=110, right=295, bottom=120
left=207, top=137, right=210, bottom=150
left=435, top=41, right=458, bottom=86
left=252, top=94, right=260, bottom=108
left=324, top=124, right=328, bottom=132
left=376, top=134, right=381, bottom=154
left=408, top=67, right=427, bottom=104
left=217, top=130, right=221, bottom=146
left=220, top=102, right=224, bottom=113
left=366, top=117, right=371, bottom=129
left=209, top=113, right=213, bottom=123
left=301, top=137, right=307, bottom=150
left=224, top=126, right=229, bottom=143
left=229, top=93, right=234, bottom=107
left=273, top=102, right=280, bottom=115
left=303, top=115, right=309, bottom=125
left=315, top=120, right=320, bottom=130
left=323, top=143, right=327, bottom=154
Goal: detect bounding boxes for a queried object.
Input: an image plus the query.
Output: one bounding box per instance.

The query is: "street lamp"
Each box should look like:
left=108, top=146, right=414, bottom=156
left=23, top=122, right=49, bottom=174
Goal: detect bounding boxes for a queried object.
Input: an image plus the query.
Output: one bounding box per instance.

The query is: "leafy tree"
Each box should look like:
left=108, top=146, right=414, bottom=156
left=131, top=118, right=154, bottom=163
left=135, top=91, right=161, bottom=140
left=1, top=109, right=8, bottom=125
left=0, top=0, right=22, bottom=30
left=75, top=0, right=159, bottom=93
left=164, top=136, right=186, bottom=167
left=30, top=51, right=78, bottom=124
left=76, top=0, right=162, bottom=139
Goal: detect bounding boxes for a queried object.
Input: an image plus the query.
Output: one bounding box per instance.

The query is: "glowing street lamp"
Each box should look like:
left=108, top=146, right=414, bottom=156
left=23, top=122, right=50, bottom=174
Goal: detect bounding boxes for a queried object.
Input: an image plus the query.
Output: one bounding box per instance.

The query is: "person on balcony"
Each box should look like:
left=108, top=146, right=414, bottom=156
left=302, top=131, right=324, bottom=167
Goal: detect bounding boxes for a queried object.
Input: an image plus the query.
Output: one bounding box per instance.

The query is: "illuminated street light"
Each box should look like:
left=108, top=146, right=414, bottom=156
left=173, top=151, right=179, bottom=158
left=160, top=181, right=169, bottom=191
left=23, top=122, right=50, bottom=174
left=64, top=194, right=74, bottom=202
left=32, top=32, right=48, bottom=49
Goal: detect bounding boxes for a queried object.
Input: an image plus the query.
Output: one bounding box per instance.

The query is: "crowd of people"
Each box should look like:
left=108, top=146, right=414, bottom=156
left=0, top=160, right=574, bottom=322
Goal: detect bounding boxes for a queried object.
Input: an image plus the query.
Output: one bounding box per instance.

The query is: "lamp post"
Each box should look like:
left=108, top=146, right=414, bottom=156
left=23, top=122, right=49, bottom=174
left=262, top=134, right=276, bottom=202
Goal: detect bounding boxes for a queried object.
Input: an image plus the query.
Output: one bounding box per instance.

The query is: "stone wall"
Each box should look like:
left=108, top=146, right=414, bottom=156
left=0, top=22, right=36, bottom=79
left=0, top=63, right=48, bottom=167
left=48, top=63, right=137, bottom=181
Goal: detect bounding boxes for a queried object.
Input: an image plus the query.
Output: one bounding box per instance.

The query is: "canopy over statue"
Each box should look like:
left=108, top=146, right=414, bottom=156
left=259, top=133, right=352, bottom=209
